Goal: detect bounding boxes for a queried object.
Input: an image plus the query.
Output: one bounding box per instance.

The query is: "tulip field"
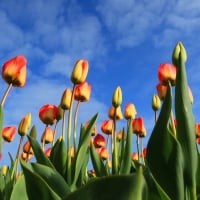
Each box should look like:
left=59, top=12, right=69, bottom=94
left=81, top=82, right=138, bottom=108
left=0, top=42, right=200, bottom=200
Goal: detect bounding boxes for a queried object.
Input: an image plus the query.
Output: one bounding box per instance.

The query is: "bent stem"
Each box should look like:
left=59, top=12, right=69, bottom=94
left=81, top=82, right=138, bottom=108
left=1, top=83, right=13, bottom=106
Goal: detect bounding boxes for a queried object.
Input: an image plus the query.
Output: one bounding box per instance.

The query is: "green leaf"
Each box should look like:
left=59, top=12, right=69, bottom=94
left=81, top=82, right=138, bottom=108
left=31, top=163, right=71, bottom=198
left=50, top=138, right=67, bottom=177
left=146, top=83, right=184, bottom=200
left=21, top=161, right=61, bottom=200
left=175, top=50, right=198, bottom=196
left=196, top=153, right=200, bottom=195
left=119, top=121, right=132, bottom=174
left=90, top=142, right=108, bottom=177
left=10, top=175, right=28, bottom=200
left=27, top=135, right=54, bottom=169
left=64, top=167, right=147, bottom=200
left=71, top=113, right=98, bottom=187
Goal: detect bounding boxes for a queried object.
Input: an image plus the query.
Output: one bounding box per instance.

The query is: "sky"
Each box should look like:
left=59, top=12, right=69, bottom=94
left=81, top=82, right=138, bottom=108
left=1, top=0, right=200, bottom=165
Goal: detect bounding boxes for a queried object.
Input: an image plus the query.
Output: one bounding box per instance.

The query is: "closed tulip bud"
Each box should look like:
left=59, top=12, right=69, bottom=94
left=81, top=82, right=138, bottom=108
left=41, top=127, right=54, bottom=144
left=116, top=129, right=126, bottom=141
left=124, top=103, right=137, bottom=120
left=93, top=134, right=106, bottom=148
left=74, top=82, right=91, bottom=102
left=132, top=117, right=146, bottom=137
left=18, top=113, right=31, bottom=136
left=56, top=106, right=64, bottom=121
left=101, top=120, right=113, bottom=135
left=172, top=41, right=187, bottom=66
left=195, top=123, right=200, bottom=138
left=96, top=147, right=109, bottom=160
left=71, top=59, right=89, bottom=84
left=60, top=89, right=72, bottom=110
left=23, top=141, right=34, bottom=154
left=132, top=152, right=139, bottom=161
left=2, top=55, right=27, bottom=87
left=21, top=152, right=33, bottom=161
left=2, top=165, right=8, bottom=176
left=152, top=94, right=161, bottom=111
left=108, top=106, right=123, bottom=120
left=158, top=63, right=176, bottom=86
left=112, top=86, right=122, bottom=108
left=39, top=104, right=59, bottom=125
left=2, top=126, right=17, bottom=142
left=84, top=120, right=97, bottom=136
left=156, top=83, right=167, bottom=100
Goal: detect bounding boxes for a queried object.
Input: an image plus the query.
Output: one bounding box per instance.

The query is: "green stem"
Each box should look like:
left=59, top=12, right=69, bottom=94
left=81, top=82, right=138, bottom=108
left=52, top=120, right=59, bottom=146
left=61, top=110, right=66, bottom=141
left=136, top=135, right=140, bottom=162
left=1, top=84, right=12, bottom=106
left=170, top=110, right=176, bottom=137
left=73, top=101, right=80, bottom=153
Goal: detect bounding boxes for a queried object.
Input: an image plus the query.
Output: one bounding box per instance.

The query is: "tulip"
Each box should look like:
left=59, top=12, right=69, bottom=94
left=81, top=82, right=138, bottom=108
left=197, top=138, right=200, bottom=145
left=39, top=104, right=59, bottom=125
left=101, top=120, right=113, bottom=135
left=2, top=126, right=17, bottom=142
left=2, top=55, right=27, bottom=87
left=96, top=147, right=109, bottom=160
left=172, top=41, right=187, bottom=66
left=41, top=127, right=54, bottom=144
left=45, top=148, right=52, bottom=157
left=132, top=117, right=146, bottom=137
left=152, top=94, right=161, bottom=111
left=21, top=151, right=33, bottom=161
left=60, top=88, right=72, bottom=110
left=2, top=165, right=7, bottom=176
left=93, top=134, right=106, bottom=148
left=84, top=120, right=97, bottom=136
left=158, top=63, right=176, bottom=86
left=156, top=83, right=168, bottom=100
left=132, top=152, right=139, bottom=161
left=112, top=86, right=122, bottom=108
left=18, top=113, right=31, bottom=136
left=124, top=103, right=137, bottom=120
left=74, top=82, right=91, bottom=102
left=108, top=106, right=123, bottom=120
left=116, top=129, right=126, bottom=141
left=195, top=123, right=200, bottom=138
left=23, top=141, right=34, bottom=154
left=71, top=59, right=89, bottom=84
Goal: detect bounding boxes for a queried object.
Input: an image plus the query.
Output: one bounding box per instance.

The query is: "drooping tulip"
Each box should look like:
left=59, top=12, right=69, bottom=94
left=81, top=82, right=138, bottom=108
left=18, top=113, right=31, bottom=136
left=2, top=55, right=27, bottom=87
left=124, top=103, right=137, bottom=120
left=2, top=126, right=17, bottom=142
left=101, top=120, right=113, bottom=135
left=74, top=82, right=91, bottom=102
left=93, top=133, right=106, bottom=148
left=39, top=104, right=59, bottom=125
left=158, top=63, right=176, bottom=86
left=71, top=59, right=89, bottom=84
left=132, top=117, right=146, bottom=137
left=108, top=106, right=123, bottom=120
left=112, top=86, right=122, bottom=108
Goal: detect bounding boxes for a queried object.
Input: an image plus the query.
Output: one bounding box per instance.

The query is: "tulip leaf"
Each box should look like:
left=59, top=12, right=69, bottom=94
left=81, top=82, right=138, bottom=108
left=27, top=135, right=54, bottom=169
left=50, top=138, right=67, bottom=177
left=0, top=105, right=3, bottom=156
left=71, top=113, right=98, bottom=187
left=21, top=161, right=61, bottom=200
left=90, top=142, right=108, bottom=177
left=10, top=175, right=28, bottom=200
left=175, top=51, right=198, bottom=196
left=119, top=121, right=132, bottom=174
left=146, top=83, right=184, bottom=200
left=196, top=153, right=200, bottom=196
left=64, top=167, right=147, bottom=200
left=31, top=162, right=71, bottom=198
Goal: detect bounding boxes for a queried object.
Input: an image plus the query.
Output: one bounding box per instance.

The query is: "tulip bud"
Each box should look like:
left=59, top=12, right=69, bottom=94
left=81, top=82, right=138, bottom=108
left=108, top=106, right=123, bottom=120
left=132, top=117, right=146, bottom=137
left=124, top=103, right=137, bottom=120
left=195, top=123, right=200, bottom=138
left=23, top=141, right=34, bottom=154
left=74, top=82, right=91, bottom=102
left=56, top=106, right=64, bottom=121
left=132, top=152, right=139, bottom=161
left=41, top=127, right=54, bottom=144
left=116, top=129, right=126, bottom=141
left=18, top=113, right=31, bottom=136
left=112, top=86, right=122, bottom=108
left=2, top=165, right=8, bottom=176
left=172, top=41, right=187, bottom=66
left=96, top=147, right=109, bottom=160
left=71, top=60, right=89, bottom=84
left=21, top=152, right=33, bottom=161
left=101, top=120, right=113, bottom=135
left=60, top=89, right=72, bottom=110
left=156, top=83, right=167, bottom=100
left=2, top=126, right=17, bottom=142
left=93, top=134, right=106, bottom=148
left=152, top=94, right=161, bottom=111
left=45, top=148, right=52, bottom=157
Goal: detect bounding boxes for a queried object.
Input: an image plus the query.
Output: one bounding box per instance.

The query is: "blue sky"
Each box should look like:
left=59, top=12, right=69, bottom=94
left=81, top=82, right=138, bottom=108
left=1, top=0, right=200, bottom=164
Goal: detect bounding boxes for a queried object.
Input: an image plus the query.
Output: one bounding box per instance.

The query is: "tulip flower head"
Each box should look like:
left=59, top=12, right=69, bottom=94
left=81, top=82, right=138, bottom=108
left=21, top=152, right=33, bottom=161
left=152, top=94, right=161, bottom=111
left=108, top=106, right=123, bottom=120
left=124, top=103, right=137, bottom=120
left=60, top=89, right=72, bottom=110
left=45, top=148, right=52, bottom=157
left=39, top=104, right=59, bottom=125
left=101, top=120, right=113, bottom=135
left=112, top=86, right=122, bottom=108
left=93, top=133, right=106, bottom=148
left=41, top=127, right=54, bottom=144
left=116, top=129, right=126, bottom=141
left=132, top=117, right=146, bottom=137
left=2, top=126, right=17, bottom=142
left=158, top=63, right=176, bottom=86
left=96, top=147, right=109, bottom=160
left=18, top=113, right=31, bottom=136
left=71, top=59, right=89, bottom=84
left=195, top=123, right=200, bottom=138
left=23, top=141, right=34, bottom=154
left=156, top=83, right=168, bottom=100
left=2, top=55, right=27, bottom=87
left=74, top=82, right=91, bottom=102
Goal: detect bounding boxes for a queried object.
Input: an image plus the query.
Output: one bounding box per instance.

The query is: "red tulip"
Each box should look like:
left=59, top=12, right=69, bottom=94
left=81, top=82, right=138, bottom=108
left=93, top=134, right=106, bottom=148
left=156, top=83, right=167, bottom=100
left=132, top=117, right=146, bottom=137
left=2, top=126, right=17, bottom=142
left=74, top=82, right=91, bottom=102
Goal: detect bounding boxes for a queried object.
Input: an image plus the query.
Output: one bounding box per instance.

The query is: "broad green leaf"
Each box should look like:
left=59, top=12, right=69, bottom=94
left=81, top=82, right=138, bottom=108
left=119, top=121, right=132, bottom=174
left=31, top=163, right=71, bottom=198
left=146, top=83, right=184, bottom=200
left=21, top=161, right=61, bottom=200
left=71, top=113, right=98, bottom=187
left=90, top=142, right=108, bottom=177
left=175, top=51, right=198, bottom=197
left=50, top=138, right=67, bottom=177
left=10, top=175, right=28, bottom=200
left=27, top=135, right=54, bottom=169
left=64, top=167, right=147, bottom=200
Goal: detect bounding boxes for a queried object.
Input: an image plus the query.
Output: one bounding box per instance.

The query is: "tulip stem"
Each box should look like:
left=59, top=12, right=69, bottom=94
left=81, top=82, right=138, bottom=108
left=52, top=120, right=59, bottom=146
left=136, top=135, right=140, bottom=162
left=73, top=101, right=80, bottom=153
left=170, top=110, right=176, bottom=137
left=61, top=110, right=66, bottom=141
left=1, top=84, right=12, bottom=106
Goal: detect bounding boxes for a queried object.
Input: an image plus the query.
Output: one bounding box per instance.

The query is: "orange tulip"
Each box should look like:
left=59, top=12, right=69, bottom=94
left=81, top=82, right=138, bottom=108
left=39, top=104, right=59, bottom=125
left=124, top=103, right=137, bottom=120
left=2, top=55, right=27, bottom=87
left=74, top=82, right=91, bottom=102
left=158, top=63, right=176, bottom=86
left=108, top=106, right=123, bottom=120
left=21, top=152, right=33, bottom=161
left=45, top=148, right=52, bottom=157
left=132, top=117, right=146, bottom=137
left=156, top=83, right=167, bottom=100
left=23, top=141, right=34, bottom=154
left=41, top=127, right=54, bottom=144
left=60, top=88, right=72, bottom=110
left=101, top=120, right=113, bottom=135
left=195, top=123, right=200, bottom=138
left=2, top=126, right=17, bottom=142
left=71, top=59, right=89, bottom=84
left=116, top=130, right=126, bottom=141
left=96, top=147, right=109, bottom=160
left=132, top=152, right=139, bottom=161
left=93, top=134, right=106, bottom=148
